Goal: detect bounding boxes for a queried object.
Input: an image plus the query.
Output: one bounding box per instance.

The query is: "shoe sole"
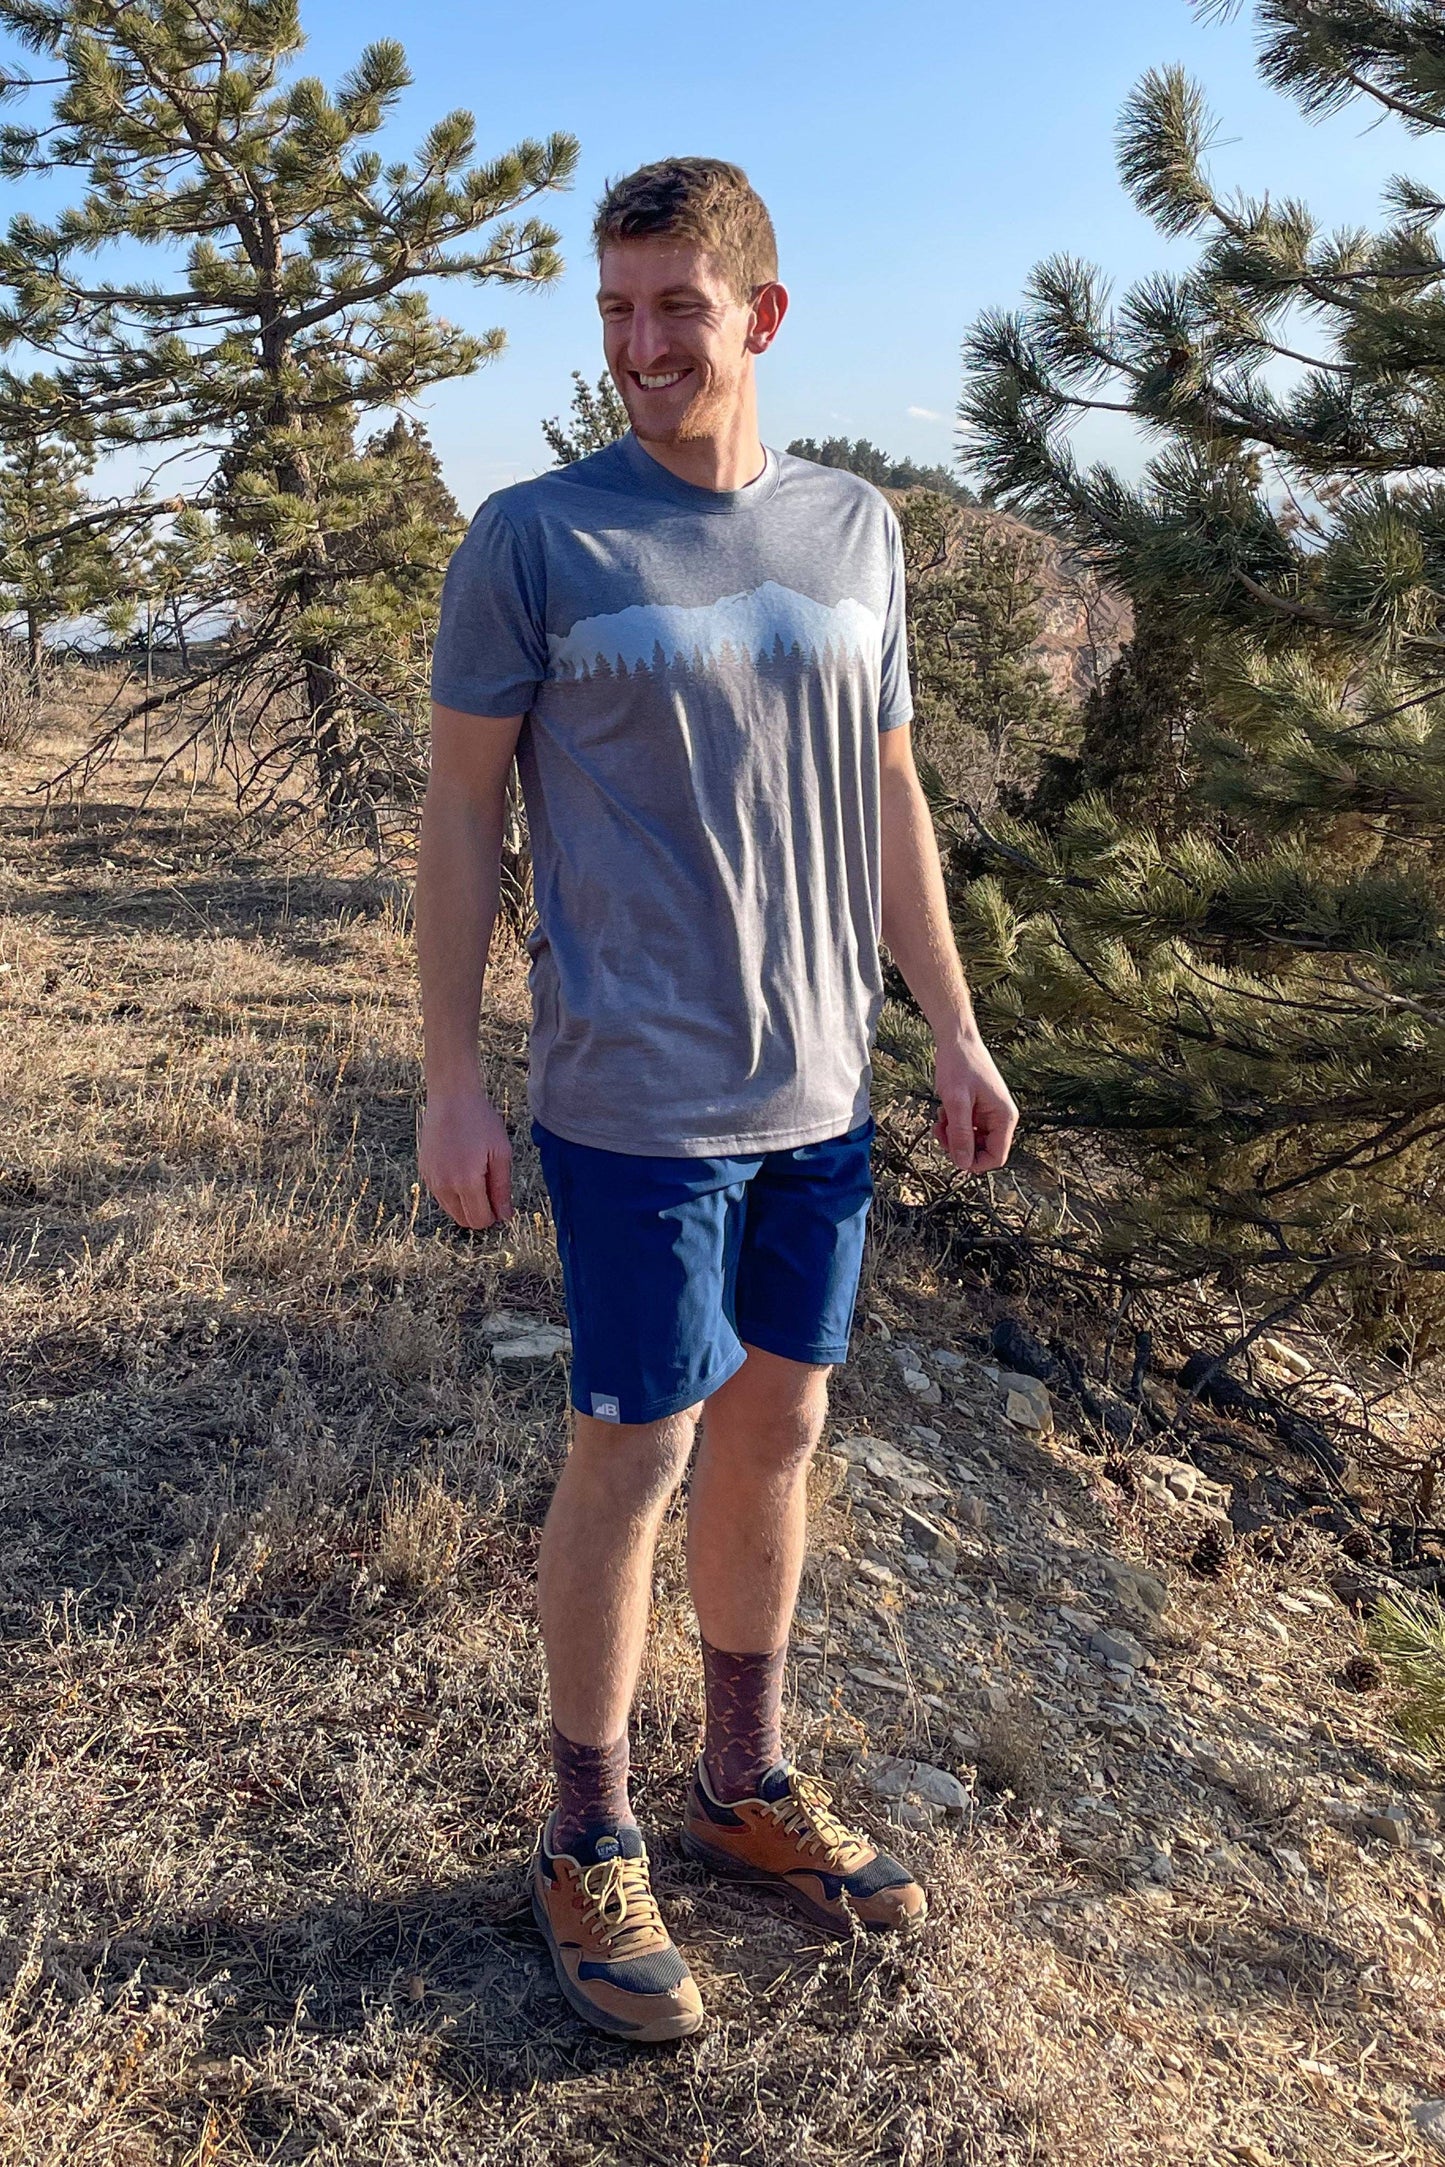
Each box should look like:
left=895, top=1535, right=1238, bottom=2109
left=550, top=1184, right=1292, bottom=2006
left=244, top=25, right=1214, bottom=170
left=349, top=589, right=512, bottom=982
left=680, top=1828, right=921, bottom=1938
left=529, top=1877, right=704, bottom=2044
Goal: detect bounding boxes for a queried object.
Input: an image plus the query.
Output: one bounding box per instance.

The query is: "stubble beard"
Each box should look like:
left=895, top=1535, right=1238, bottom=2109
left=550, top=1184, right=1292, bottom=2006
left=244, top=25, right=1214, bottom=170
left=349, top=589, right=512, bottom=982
left=621, top=359, right=741, bottom=448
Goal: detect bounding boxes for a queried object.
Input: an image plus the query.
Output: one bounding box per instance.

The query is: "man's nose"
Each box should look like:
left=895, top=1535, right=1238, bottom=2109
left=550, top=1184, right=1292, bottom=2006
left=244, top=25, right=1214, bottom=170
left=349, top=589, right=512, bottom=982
left=622, top=311, right=673, bottom=372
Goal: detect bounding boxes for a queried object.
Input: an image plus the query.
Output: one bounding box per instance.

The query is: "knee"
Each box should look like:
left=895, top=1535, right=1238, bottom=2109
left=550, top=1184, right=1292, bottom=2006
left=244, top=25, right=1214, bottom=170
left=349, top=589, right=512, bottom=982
left=706, top=1363, right=830, bottom=1474
left=765, top=1395, right=829, bottom=1474
left=570, top=1406, right=698, bottom=1513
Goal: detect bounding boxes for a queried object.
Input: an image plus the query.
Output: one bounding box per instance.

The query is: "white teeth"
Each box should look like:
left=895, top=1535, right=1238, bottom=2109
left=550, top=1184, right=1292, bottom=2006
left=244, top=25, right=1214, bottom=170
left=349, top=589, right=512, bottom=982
left=637, top=370, right=686, bottom=388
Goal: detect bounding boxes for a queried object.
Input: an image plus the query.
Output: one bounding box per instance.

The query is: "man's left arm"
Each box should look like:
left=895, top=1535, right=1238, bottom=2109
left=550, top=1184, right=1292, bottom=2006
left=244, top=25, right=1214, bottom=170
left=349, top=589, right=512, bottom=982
left=877, top=725, right=1019, bottom=1175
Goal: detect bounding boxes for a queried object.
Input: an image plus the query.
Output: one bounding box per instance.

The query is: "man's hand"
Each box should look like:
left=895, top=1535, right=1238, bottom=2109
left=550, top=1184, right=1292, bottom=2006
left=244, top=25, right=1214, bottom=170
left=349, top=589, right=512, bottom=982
left=418, top=1087, right=514, bottom=1229
left=932, top=1032, right=1019, bottom=1176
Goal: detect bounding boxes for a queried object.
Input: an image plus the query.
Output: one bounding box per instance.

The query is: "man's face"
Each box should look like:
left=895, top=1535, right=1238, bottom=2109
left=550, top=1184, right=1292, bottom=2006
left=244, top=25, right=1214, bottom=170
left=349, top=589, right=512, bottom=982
left=598, top=238, right=783, bottom=446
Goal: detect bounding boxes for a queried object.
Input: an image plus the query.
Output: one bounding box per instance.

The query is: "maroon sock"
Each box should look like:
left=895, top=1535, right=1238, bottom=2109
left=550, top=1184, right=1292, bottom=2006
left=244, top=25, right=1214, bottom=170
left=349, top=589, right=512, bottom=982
left=701, top=1636, right=788, bottom=1801
left=549, top=1722, right=636, bottom=1858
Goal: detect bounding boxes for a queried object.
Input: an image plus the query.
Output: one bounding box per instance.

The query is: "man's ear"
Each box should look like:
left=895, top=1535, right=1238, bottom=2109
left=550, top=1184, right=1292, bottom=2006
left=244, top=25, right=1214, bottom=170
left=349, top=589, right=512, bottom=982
left=746, top=282, right=789, bottom=355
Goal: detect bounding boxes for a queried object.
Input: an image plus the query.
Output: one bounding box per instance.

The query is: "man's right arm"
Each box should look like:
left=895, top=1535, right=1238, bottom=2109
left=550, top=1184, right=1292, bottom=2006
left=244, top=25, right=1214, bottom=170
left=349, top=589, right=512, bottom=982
left=415, top=700, right=525, bottom=1229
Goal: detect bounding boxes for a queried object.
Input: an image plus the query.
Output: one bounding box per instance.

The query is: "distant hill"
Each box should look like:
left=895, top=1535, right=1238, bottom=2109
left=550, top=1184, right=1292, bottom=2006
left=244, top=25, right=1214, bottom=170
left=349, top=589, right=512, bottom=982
left=784, top=436, right=1125, bottom=702
left=888, top=489, right=1131, bottom=706
left=787, top=436, right=974, bottom=503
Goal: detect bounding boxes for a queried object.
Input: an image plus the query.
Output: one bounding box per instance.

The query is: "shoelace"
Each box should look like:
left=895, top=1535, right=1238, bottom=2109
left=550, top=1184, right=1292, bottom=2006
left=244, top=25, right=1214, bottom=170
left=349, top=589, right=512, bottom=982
left=763, top=1771, right=868, bottom=1862
left=576, top=1852, right=666, bottom=1956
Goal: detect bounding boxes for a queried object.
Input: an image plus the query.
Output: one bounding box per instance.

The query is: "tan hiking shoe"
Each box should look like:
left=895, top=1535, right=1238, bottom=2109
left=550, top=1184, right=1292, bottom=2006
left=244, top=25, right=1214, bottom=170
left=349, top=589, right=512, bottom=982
left=681, top=1759, right=927, bottom=1936
left=530, top=1818, right=704, bottom=2042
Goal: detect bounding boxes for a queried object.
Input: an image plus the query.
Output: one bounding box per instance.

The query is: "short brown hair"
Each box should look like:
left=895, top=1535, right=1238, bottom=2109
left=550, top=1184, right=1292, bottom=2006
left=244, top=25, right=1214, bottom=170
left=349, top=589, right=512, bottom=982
left=592, top=158, right=778, bottom=301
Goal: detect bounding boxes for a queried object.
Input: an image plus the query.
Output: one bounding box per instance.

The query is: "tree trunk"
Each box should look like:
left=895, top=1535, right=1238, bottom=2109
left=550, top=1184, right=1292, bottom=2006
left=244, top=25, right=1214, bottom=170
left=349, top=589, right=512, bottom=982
left=257, top=238, right=365, bottom=824
left=306, top=647, right=353, bottom=810
left=25, top=607, right=41, bottom=695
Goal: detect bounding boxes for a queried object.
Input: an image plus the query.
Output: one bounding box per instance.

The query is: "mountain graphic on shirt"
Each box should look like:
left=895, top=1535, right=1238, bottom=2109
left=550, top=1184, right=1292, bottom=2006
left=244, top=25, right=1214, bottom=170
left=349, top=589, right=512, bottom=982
left=547, top=579, right=883, bottom=681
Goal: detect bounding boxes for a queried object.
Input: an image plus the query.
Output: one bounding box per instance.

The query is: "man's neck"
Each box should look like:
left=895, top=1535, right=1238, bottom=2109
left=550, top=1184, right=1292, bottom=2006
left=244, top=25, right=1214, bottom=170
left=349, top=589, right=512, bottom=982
left=633, top=408, right=767, bottom=493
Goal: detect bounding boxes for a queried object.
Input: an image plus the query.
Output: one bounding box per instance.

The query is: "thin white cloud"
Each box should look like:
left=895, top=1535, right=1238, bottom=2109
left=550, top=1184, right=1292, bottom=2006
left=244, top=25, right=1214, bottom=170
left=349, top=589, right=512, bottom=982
left=907, top=405, right=945, bottom=423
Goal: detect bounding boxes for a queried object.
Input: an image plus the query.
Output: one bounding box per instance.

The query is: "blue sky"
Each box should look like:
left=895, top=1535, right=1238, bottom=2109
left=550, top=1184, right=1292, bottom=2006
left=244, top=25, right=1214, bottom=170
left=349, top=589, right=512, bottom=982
left=3, top=0, right=1422, bottom=512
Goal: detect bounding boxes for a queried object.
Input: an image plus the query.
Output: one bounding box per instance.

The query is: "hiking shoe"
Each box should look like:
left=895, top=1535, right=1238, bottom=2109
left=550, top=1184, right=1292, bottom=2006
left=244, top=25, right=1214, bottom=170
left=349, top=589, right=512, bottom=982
left=530, top=1817, right=704, bottom=2042
left=681, top=1759, right=927, bottom=1937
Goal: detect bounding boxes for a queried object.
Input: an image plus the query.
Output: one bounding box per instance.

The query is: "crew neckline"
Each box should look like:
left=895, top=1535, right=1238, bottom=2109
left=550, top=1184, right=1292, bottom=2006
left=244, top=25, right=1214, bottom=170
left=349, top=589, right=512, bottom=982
left=616, top=429, right=781, bottom=512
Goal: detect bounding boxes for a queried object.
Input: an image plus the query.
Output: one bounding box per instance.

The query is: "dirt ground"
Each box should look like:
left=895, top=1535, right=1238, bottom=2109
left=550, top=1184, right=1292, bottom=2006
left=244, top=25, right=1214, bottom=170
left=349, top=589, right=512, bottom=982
left=1, top=713, right=1442, bottom=2165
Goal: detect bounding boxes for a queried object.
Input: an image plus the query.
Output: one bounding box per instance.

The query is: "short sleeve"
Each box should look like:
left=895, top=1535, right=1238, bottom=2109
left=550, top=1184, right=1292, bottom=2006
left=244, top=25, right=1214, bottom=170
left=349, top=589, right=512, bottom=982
left=879, top=512, right=914, bottom=734
left=430, top=497, right=548, bottom=717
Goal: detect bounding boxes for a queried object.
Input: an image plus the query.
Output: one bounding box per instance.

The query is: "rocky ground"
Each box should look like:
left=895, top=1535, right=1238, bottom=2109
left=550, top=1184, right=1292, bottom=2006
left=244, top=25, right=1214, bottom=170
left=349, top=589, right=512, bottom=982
left=1, top=708, right=1442, bottom=2165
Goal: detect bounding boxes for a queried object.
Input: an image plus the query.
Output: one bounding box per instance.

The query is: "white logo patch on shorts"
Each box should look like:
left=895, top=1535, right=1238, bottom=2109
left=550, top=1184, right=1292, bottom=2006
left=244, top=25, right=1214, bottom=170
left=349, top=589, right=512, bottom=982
left=590, top=1393, right=622, bottom=1422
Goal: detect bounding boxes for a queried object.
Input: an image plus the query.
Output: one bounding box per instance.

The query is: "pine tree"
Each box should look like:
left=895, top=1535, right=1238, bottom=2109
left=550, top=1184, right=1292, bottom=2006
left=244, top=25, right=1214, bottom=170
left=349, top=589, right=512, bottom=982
left=897, top=490, right=1064, bottom=800
left=543, top=370, right=628, bottom=464
left=1028, top=599, right=1200, bottom=828
left=788, top=436, right=975, bottom=503
left=0, top=0, right=576, bottom=816
left=938, top=0, right=1445, bottom=1351
left=0, top=383, right=127, bottom=685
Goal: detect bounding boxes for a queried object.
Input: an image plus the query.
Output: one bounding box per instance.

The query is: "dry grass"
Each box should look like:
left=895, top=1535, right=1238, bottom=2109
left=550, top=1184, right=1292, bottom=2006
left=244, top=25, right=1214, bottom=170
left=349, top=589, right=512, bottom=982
left=1, top=711, right=1443, bottom=2164
left=972, top=1704, right=1054, bottom=1812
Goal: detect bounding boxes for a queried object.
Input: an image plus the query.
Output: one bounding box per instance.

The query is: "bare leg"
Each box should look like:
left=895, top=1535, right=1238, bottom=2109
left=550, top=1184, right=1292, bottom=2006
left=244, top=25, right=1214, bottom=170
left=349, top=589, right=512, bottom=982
left=686, top=1344, right=830, bottom=1657
left=538, top=1407, right=699, bottom=1747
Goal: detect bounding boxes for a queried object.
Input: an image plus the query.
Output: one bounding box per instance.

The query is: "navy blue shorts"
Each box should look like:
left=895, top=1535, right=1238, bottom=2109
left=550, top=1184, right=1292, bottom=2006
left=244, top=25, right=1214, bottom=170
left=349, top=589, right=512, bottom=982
left=531, top=1117, right=875, bottom=1425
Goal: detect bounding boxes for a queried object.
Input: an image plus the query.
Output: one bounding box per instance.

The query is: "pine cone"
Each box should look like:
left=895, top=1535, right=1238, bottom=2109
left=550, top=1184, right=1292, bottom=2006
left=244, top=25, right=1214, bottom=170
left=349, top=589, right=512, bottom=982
left=1188, top=1524, right=1232, bottom=1578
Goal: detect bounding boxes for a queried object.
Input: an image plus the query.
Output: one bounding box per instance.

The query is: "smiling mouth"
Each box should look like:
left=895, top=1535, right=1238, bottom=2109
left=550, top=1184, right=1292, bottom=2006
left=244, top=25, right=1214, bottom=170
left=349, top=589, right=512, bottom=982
left=631, top=368, right=692, bottom=391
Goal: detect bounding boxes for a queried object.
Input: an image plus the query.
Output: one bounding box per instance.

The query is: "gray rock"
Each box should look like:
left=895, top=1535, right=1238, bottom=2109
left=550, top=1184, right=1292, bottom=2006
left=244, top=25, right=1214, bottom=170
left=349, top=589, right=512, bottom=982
left=999, top=1373, right=1053, bottom=1433
left=1098, top=1558, right=1169, bottom=1621
left=860, top=1755, right=969, bottom=1816
left=1361, top=1807, right=1411, bottom=1847
left=908, top=1762, right=971, bottom=1814
left=490, top=1328, right=571, bottom=1362
left=955, top=1494, right=990, bottom=1536
left=1141, top=1452, right=1199, bottom=1503
left=901, top=1505, right=953, bottom=1555
left=1090, top=1627, right=1147, bottom=1672
left=902, top=1368, right=943, bottom=1406
left=860, top=1755, right=913, bottom=1799
left=1413, top=2101, right=1445, bottom=2155
left=886, top=1799, right=942, bottom=1830
left=848, top=1665, right=910, bottom=1695
left=864, top=1441, right=931, bottom=1481
left=1259, top=1334, right=1313, bottom=1381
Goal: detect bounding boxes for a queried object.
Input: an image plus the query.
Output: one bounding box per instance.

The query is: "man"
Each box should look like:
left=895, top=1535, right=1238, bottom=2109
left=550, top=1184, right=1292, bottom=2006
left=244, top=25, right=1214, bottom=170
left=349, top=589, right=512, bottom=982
left=419, top=157, right=1018, bottom=2044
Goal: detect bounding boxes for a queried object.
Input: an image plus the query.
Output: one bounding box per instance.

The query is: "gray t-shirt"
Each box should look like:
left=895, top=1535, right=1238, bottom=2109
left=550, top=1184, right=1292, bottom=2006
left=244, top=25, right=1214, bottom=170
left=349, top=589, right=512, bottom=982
left=431, top=431, right=913, bottom=1156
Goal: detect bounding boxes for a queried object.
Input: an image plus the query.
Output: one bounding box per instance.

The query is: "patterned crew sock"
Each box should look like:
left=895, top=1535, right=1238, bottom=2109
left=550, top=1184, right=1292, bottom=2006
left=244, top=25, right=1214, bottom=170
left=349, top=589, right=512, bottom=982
left=701, top=1636, right=789, bottom=1802
left=549, top=1722, right=637, bottom=1860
